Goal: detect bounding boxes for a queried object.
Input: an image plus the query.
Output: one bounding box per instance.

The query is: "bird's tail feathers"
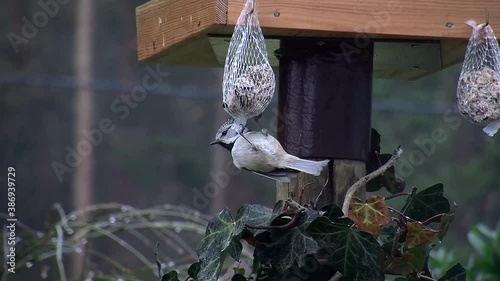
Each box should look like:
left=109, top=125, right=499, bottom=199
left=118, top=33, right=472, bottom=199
left=286, top=157, right=330, bottom=176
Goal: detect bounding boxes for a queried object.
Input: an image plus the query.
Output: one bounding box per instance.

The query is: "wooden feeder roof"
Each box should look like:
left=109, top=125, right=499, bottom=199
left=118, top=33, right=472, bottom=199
left=136, top=0, right=500, bottom=80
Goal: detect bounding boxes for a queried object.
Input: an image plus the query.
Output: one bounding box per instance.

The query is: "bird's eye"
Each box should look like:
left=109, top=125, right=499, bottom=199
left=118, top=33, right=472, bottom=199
left=221, top=130, right=227, bottom=136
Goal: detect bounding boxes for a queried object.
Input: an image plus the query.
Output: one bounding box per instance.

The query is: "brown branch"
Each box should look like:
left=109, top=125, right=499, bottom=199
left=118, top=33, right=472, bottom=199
left=342, top=146, right=403, bottom=216
left=384, top=192, right=410, bottom=201
left=421, top=213, right=447, bottom=225
left=391, top=228, right=402, bottom=258
left=387, top=206, right=410, bottom=221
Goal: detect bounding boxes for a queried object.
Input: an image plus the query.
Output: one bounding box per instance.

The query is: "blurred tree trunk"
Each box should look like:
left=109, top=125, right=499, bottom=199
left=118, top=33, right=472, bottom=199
left=71, top=0, right=95, bottom=279
left=209, top=70, right=228, bottom=215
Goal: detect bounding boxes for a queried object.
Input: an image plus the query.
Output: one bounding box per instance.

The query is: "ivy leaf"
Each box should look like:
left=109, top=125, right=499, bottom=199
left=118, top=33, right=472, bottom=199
left=226, top=236, right=243, bottom=261
left=321, top=203, right=344, bottom=221
left=438, top=263, right=466, bottom=281
left=235, top=201, right=284, bottom=236
left=408, top=244, right=433, bottom=271
left=377, top=224, right=397, bottom=245
left=348, top=195, right=391, bottom=235
left=307, top=216, right=384, bottom=281
left=267, top=256, right=322, bottom=281
left=437, top=202, right=457, bottom=241
left=232, top=273, right=247, bottom=281
left=196, top=203, right=284, bottom=280
left=196, top=208, right=235, bottom=281
left=401, top=184, right=450, bottom=222
left=384, top=253, right=415, bottom=275
left=405, top=222, right=437, bottom=249
left=233, top=267, right=245, bottom=275
left=188, top=262, right=200, bottom=279
left=160, top=271, right=180, bottom=281
left=255, top=209, right=320, bottom=273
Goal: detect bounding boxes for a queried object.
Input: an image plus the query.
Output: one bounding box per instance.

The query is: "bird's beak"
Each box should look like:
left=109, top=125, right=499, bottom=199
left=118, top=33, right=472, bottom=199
left=210, top=140, right=220, bottom=145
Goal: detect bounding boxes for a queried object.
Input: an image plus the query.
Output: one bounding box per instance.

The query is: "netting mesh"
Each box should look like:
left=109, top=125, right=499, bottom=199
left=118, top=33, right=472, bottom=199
left=222, top=0, right=275, bottom=121
left=457, top=20, right=500, bottom=134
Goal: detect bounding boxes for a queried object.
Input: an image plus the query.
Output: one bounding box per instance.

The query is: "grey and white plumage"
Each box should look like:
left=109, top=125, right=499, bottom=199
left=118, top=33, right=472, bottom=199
left=210, top=118, right=330, bottom=182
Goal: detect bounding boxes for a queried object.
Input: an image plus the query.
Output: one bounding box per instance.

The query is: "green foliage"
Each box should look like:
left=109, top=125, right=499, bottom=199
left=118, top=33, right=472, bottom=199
left=401, top=184, right=450, bottom=222
left=438, top=264, right=466, bottom=281
left=308, top=216, right=385, bottom=280
left=430, top=223, right=500, bottom=281
left=159, top=182, right=461, bottom=281
left=254, top=209, right=319, bottom=273
left=466, top=223, right=500, bottom=281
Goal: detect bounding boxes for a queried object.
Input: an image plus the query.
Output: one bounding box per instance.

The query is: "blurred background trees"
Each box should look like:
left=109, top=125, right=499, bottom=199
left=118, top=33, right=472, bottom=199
left=1, top=0, right=499, bottom=280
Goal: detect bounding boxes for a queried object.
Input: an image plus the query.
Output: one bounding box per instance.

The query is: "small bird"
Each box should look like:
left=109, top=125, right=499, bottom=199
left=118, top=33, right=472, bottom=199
left=210, top=118, right=330, bottom=182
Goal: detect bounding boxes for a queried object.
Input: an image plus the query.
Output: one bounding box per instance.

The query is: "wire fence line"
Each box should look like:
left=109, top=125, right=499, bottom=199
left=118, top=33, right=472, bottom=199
left=1, top=73, right=456, bottom=114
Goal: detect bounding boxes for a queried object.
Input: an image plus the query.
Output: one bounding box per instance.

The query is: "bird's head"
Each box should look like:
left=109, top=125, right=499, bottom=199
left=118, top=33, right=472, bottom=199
left=210, top=117, right=241, bottom=150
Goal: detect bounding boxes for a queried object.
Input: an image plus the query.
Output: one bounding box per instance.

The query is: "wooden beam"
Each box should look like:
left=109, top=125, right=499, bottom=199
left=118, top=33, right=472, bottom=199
left=227, top=0, right=500, bottom=40
left=136, top=0, right=500, bottom=79
left=209, top=38, right=443, bottom=80
left=135, top=0, right=227, bottom=63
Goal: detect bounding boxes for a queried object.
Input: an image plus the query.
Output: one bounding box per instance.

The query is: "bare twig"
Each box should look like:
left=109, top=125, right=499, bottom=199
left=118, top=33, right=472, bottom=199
left=342, top=146, right=403, bottom=216
left=54, top=203, right=74, bottom=234
left=422, top=214, right=447, bottom=225
left=416, top=272, right=437, bottom=281
left=1, top=203, right=212, bottom=279
left=314, top=178, right=329, bottom=209
left=299, top=182, right=314, bottom=205
left=55, top=224, right=67, bottom=281
left=245, top=210, right=304, bottom=230
left=285, top=198, right=305, bottom=211
left=384, top=192, right=410, bottom=201
left=90, top=226, right=154, bottom=270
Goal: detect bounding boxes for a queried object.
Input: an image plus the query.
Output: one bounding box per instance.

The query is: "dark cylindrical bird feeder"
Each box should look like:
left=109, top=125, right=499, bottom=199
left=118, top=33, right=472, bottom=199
left=276, top=38, right=373, bottom=161
left=275, top=38, right=374, bottom=209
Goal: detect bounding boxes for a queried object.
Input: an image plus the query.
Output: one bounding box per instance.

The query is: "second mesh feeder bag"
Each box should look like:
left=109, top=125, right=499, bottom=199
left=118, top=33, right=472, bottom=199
left=222, top=0, right=275, bottom=123
left=457, top=20, right=500, bottom=136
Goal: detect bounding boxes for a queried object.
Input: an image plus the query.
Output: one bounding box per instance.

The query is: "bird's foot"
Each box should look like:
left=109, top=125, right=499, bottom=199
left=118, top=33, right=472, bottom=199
left=253, top=114, right=263, bottom=130
left=238, top=129, right=257, bottom=150
left=261, top=128, right=268, bottom=137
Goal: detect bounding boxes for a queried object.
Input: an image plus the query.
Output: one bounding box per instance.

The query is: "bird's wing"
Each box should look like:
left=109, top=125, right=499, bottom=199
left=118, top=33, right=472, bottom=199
left=242, top=168, right=298, bottom=182
left=244, top=131, right=280, bottom=155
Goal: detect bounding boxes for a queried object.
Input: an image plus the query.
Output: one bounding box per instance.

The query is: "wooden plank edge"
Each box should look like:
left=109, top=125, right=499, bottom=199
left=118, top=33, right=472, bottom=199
left=135, top=0, right=228, bottom=63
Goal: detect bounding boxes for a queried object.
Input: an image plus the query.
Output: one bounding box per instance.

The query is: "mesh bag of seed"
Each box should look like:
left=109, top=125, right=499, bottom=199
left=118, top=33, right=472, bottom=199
left=457, top=20, right=500, bottom=136
left=222, top=0, right=275, bottom=120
